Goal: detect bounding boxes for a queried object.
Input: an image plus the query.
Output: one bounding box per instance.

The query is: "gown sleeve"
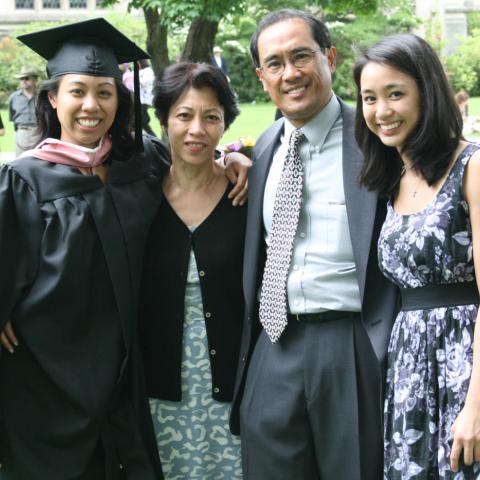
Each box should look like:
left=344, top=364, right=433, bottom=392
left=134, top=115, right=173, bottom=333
left=0, top=164, right=42, bottom=338
left=142, top=134, right=171, bottom=173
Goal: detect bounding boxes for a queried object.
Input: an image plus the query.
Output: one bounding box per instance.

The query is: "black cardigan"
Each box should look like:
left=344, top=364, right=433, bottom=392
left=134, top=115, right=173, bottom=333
left=139, top=184, right=246, bottom=402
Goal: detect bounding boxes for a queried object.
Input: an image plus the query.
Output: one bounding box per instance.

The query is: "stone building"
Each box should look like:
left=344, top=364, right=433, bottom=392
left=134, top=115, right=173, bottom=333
left=415, top=0, right=480, bottom=54
left=0, top=0, right=139, bottom=37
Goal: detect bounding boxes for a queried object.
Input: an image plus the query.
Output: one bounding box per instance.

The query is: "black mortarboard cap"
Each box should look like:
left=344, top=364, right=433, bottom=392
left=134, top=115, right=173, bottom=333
left=17, top=18, right=150, bottom=151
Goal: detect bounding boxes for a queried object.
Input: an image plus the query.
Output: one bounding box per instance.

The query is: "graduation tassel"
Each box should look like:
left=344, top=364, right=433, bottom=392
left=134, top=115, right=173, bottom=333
left=133, top=60, right=144, bottom=152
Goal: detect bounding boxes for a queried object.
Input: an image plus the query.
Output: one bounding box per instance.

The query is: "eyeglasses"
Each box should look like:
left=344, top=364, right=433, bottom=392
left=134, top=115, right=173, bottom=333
left=259, top=49, right=323, bottom=76
left=20, top=76, right=32, bottom=81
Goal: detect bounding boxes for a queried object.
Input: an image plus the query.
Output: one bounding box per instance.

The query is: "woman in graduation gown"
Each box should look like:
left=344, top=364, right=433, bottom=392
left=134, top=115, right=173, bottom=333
left=0, top=19, right=165, bottom=480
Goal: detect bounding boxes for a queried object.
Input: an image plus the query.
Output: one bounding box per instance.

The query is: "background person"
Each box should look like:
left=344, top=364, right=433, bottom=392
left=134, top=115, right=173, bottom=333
left=0, top=19, right=164, bottom=479
left=0, top=113, right=5, bottom=160
left=230, top=9, right=397, bottom=480
left=119, top=62, right=134, bottom=92
left=455, top=89, right=469, bottom=120
left=8, top=66, right=39, bottom=155
left=139, top=59, right=156, bottom=136
left=354, top=33, right=480, bottom=479
left=211, top=46, right=230, bottom=81
left=456, top=89, right=480, bottom=135
left=139, top=62, right=246, bottom=479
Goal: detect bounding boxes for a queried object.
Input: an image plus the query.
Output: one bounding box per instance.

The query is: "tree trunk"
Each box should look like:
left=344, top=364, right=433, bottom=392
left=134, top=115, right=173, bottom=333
left=143, top=7, right=169, bottom=77
left=181, top=17, right=219, bottom=62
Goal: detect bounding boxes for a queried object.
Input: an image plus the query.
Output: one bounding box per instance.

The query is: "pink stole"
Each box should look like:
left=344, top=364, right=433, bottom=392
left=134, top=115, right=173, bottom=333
left=20, top=136, right=112, bottom=167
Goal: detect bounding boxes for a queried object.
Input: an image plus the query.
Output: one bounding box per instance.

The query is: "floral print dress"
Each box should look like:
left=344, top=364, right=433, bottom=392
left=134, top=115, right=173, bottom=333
left=379, top=143, right=480, bottom=479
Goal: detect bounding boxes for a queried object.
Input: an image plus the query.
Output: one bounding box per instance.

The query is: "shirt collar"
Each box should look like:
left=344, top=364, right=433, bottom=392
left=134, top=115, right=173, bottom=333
left=281, top=117, right=297, bottom=147
left=282, top=93, right=340, bottom=148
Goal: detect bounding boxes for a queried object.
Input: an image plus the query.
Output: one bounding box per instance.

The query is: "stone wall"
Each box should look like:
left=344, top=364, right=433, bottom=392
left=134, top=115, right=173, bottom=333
left=0, top=0, right=140, bottom=37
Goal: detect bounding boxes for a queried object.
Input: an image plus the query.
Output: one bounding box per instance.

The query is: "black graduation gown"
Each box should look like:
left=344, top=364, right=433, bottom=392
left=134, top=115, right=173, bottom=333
left=0, top=150, right=164, bottom=480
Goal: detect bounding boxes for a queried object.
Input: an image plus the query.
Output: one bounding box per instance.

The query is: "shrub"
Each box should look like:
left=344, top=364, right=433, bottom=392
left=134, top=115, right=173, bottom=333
left=446, top=28, right=480, bottom=96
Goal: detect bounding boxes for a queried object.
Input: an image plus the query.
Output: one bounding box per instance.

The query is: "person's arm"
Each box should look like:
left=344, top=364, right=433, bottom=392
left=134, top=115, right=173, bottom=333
left=0, top=321, right=18, bottom=353
left=0, top=165, right=41, bottom=355
left=8, top=97, right=14, bottom=123
left=450, top=148, right=480, bottom=471
left=213, top=151, right=252, bottom=206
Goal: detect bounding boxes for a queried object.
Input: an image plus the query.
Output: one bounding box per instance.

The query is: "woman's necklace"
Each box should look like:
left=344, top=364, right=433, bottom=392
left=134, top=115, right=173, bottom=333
left=401, top=165, right=423, bottom=198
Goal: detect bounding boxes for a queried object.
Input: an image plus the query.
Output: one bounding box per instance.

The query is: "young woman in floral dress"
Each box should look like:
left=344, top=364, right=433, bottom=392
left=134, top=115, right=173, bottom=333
left=354, top=34, right=480, bottom=479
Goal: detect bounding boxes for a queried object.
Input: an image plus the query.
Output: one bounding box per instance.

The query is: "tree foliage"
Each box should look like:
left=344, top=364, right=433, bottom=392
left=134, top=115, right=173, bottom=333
left=0, top=0, right=419, bottom=106
left=446, top=28, right=480, bottom=96
left=0, top=14, right=146, bottom=106
left=444, top=12, right=480, bottom=97
left=100, top=0, right=381, bottom=74
left=216, top=0, right=417, bottom=102
left=329, top=0, right=419, bottom=99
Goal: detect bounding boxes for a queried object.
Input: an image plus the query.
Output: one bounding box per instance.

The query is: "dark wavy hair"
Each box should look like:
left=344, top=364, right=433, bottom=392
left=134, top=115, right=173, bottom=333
left=35, top=76, right=135, bottom=160
left=354, top=33, right=463, bottom=197
left=250, top=9, right=332, bottom=68
left=153, top=62, right=239, bottom=130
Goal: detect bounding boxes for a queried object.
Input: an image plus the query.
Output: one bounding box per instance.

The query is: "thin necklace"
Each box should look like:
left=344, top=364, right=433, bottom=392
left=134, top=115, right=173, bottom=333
left=401, top=164, right=422, bottom=198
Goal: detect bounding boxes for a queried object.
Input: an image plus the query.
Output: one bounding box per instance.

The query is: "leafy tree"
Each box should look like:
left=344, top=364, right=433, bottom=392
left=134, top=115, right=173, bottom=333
left=0, top=14, right=146, bottom=106
left=444, top=11, right=480, bottom=97
left=216, top=0, right=417, bottom=102
left=100, top=0, right=380, bottom=77
left=100, top=0, right=247, bottom=75
left=445, top=28, right=480, bottom=96
left=329, top=0, right=419, bottom=100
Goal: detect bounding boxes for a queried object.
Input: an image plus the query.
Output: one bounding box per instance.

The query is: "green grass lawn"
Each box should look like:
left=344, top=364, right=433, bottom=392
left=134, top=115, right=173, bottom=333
left=0, top=109, right=16, bottom=154
left=0, top=103, right=276, bottom=158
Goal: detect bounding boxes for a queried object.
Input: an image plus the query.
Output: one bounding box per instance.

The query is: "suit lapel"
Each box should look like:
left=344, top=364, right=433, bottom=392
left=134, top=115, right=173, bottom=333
left=340, top=100, right=377, bottom=302
left=243, top=120, right=283, bottom=312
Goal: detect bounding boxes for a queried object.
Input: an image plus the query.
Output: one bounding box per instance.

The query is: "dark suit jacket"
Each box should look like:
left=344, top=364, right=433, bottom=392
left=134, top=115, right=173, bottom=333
left=210, top=56, right=229, bottom=76
left=229, top=98, right=398, bottom=434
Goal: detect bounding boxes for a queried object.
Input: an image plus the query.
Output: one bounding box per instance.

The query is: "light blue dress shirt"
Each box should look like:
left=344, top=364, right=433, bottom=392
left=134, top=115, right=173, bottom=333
left=263, top=94, right=361, bottom=314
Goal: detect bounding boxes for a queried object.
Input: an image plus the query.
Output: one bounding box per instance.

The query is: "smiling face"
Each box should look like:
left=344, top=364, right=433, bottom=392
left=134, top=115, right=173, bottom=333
left=360, top=62, right=421, bottom=153
left=48, top=74, right=118, bottom=148
left=255, top=18, right=336, bottom=127
left=165, top=86, right=225, bottom=167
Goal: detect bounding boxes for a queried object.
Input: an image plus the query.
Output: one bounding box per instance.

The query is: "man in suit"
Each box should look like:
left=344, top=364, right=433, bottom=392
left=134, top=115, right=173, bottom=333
left=229, top=9, right=398, bottom=479
left=211, top=46, right=230, bottom=81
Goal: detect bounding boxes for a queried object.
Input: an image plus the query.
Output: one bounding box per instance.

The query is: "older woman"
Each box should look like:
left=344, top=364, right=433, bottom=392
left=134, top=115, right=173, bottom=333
left=139, top=63, right=246, bottom=479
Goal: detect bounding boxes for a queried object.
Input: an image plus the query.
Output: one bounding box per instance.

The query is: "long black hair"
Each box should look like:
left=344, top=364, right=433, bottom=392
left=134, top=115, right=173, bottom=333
left=35, top=76, right=135, bottom=160
left=353, top=33, right=463, bottom=197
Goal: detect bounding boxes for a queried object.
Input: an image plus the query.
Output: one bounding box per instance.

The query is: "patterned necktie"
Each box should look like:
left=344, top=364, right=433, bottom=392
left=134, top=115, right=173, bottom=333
left=259, top=128, right=304, bottom=343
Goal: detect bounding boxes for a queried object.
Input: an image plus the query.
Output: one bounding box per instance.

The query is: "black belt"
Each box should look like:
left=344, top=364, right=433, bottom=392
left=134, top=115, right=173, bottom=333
left=288, top=311, right=358, bottom=323
left=400, top=282, right=479, bottom=311
left=17, top=125, right=35, bottom=130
